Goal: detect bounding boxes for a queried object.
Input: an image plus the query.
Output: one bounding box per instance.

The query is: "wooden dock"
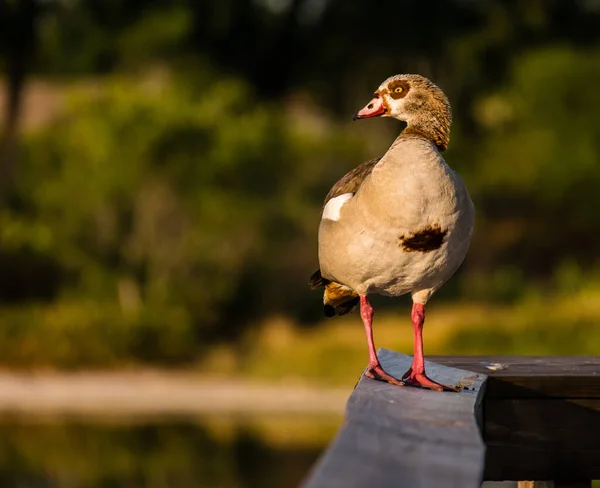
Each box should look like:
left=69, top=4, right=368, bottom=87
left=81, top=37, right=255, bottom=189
left=301, top=349, right=600, bottom=488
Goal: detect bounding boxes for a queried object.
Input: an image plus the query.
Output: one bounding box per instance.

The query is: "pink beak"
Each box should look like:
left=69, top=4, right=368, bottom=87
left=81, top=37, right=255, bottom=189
left=353, top=95, right=386, bottom=120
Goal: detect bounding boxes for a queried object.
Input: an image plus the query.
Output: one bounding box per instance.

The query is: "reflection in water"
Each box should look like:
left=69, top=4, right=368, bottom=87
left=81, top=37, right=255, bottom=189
left=0, top=415, right=339, bottom=488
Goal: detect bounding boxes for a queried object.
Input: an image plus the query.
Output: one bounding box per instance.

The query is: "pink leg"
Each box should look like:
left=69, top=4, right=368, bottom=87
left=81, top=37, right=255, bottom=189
left=360, top=295, right=404, bottom=386
left=402, top=303, right=457, bottom=392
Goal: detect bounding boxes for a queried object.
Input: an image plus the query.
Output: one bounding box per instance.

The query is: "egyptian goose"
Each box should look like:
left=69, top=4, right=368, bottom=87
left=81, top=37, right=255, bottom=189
left=309, top=74, right=474, bottom=391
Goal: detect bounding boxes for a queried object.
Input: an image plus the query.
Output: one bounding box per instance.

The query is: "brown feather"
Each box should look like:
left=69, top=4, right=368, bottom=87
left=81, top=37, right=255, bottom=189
left=323, top=158, right=381, bottom=206
left=308, top=269, right=328, bottom=289
left=400, top=225, right=447, bottom=252
left=311, top=159, right=379, bottom=316
left=308, top=269, right=359, bottom=317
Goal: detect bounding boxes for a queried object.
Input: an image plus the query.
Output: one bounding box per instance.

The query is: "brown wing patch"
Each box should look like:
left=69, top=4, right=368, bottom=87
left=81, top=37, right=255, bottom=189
left=400, top=225, right=447, bottom=252
left=324, top=158, right=381, bottom=206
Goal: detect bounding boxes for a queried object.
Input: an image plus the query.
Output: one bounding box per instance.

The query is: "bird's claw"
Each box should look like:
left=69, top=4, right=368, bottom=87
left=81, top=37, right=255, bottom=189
left=365, top=364, right=405, bottom=386
left=402, top=367, right=459, bottom=392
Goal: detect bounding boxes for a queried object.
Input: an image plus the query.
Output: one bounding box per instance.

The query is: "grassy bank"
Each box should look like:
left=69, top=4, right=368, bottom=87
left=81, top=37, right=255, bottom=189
left=203, top=286, right=600, bottom=386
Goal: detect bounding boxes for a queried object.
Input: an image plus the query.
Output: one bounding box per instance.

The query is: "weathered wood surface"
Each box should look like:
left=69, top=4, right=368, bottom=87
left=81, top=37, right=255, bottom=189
left=429, top=356, right=600, bottom=481
left=428, top=356, right=600, bottom=399
left=301, top=349, right=488, bottom=488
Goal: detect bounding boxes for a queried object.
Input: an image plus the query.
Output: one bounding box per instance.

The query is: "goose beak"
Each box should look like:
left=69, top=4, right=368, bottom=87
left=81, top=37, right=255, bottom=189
left=353, top=96, right=386, bottom=120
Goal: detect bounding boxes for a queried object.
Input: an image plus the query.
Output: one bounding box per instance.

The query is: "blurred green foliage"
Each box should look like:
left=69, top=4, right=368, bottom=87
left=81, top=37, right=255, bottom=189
left=0, top=69, right=365, bottom=366
left=467, top=47, right=600, bottom=277
left=1, top=0, right=600, bottom=368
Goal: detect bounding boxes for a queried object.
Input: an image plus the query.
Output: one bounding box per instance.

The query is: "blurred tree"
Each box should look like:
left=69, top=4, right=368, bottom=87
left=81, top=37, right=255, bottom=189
left=0, top=68, right=365, bottom=365
left=1, top=0, right=600, bottom=366
left=468, top=46, right=600, bottom=280
left=0, top=0, right=40, bottom=192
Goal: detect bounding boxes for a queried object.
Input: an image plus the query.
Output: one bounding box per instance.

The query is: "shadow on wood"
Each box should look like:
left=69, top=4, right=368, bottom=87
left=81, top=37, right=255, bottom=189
left=430, top=356, right=600, bottom=481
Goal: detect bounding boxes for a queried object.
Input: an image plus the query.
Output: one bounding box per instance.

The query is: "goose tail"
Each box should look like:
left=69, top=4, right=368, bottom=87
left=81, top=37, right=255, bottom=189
left=308, top=270, right=359, bottom=317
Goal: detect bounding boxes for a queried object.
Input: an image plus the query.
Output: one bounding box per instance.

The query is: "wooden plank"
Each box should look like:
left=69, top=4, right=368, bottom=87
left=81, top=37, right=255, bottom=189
left=485, top=442, right=600, bottom=480
left=485, top=398, right=600, bottom=450
left=301, top=349, right=487, bottom=488
left=428, top=356, right=600, bottom=480
left=428, top=356, right=600, bottom=399
left=485, top=396, right=600, bottom=479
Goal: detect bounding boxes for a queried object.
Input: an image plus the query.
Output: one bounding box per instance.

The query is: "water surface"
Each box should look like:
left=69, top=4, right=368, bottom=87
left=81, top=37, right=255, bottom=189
left=0, top=415, right=340, bottom=488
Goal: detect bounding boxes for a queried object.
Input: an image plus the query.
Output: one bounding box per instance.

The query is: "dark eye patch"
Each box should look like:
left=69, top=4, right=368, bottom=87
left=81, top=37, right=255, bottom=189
left=387, top=80, right=410, bottom=100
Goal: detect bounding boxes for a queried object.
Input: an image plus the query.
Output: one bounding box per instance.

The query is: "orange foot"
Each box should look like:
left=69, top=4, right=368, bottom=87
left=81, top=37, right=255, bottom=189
left=402, top=367, right=459, bottom=392
left=365, top=364, right=405, bottom=386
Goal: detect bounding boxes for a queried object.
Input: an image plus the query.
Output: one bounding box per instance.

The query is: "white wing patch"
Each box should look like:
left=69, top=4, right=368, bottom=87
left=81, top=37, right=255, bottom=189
left=322, top=193, right=353, bottom=221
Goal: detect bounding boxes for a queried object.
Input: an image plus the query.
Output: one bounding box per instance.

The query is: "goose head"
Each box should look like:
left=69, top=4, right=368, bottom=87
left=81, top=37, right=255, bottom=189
left=353, top=74, right=452, bottom=150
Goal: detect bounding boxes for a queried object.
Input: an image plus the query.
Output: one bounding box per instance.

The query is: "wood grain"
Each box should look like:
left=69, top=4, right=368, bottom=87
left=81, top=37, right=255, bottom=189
left=428, top=356, right=600, bottom=399
left=301, top=349, right=488, bottom=488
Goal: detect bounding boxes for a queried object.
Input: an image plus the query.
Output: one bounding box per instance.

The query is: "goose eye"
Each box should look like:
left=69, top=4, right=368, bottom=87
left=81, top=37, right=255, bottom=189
left=394, top=87, right=403, bottom=94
